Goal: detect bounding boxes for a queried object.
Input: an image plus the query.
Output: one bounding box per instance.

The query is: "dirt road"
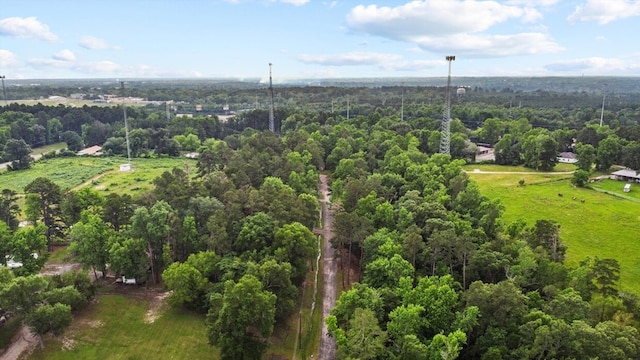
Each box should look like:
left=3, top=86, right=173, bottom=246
left=318, top=174, right=337, bottom=360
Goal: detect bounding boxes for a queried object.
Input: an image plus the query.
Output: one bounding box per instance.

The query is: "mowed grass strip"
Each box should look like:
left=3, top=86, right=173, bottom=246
left=30, top=294, right=216, bottom=360
left=470, top=172, right=640, bottom=295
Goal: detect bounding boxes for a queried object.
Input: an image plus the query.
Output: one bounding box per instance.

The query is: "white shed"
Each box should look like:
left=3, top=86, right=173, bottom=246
left=624, top=183, right=631, bottom=193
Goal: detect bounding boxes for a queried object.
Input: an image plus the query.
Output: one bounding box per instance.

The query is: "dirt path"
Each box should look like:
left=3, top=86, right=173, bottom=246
left=69, top=169, right=116, bottom=192
left=1, top=325, right=38, bottom=360
left=317, top=174, right=337, bottom=360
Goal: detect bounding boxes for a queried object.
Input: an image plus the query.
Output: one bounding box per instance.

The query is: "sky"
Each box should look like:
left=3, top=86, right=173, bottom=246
left=1, top=0, right=639, bottom=80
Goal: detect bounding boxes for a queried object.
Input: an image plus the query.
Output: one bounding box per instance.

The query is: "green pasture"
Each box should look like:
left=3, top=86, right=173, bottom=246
left=30, top=294, right=216, bottom=360
left=84, top=157, right=197, bottom=198
left=0, top=157, right=116, bottom=193
left=590, top=179, right=640, bottom=201
left=464, top=162, right=577, bottom=173
left=30, top=142, right=68, bottom=156
left=469, top=170, right=640, bottom=295
left=0, top=156, right=196, bottom=198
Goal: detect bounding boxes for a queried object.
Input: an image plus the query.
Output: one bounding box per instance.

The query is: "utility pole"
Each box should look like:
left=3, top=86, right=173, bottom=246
left=0, top=75, right=6, bottom=106
left=268, top=63, right=275, bottom=132
left=439, top=55, right=455, bottom=155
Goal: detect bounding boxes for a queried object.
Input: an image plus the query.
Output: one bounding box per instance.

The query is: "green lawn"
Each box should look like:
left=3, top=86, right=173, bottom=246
left=30, top=294, right=216, bottom=360
left=590, top=178, right=640, bottom=201
left=30, top=142, right=68, bottom=156
left=469, top=171, right=640, bottom=295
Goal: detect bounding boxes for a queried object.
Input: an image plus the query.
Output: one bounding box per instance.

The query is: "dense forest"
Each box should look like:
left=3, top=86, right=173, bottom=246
left=1, top=78, right=639, bottom=359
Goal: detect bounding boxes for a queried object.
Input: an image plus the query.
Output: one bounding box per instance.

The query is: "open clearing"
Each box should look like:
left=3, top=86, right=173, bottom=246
left=467, top=164, right=640, bottom=295
left=28, top=291, right=216, bottom=360
left=0, top=156, right=196, bottom=196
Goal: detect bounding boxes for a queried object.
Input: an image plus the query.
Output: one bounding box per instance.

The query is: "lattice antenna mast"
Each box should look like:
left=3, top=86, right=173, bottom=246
left=268, top=63, right=275, bottom=132
left=121, top=81, right=132, bottom=164
left=439, top=55, right=456, bottom=154
left=600, top=83, right=608, bottom=127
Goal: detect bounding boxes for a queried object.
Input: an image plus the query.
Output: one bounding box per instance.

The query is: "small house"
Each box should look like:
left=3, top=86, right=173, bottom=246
left=624, top=183, right=631, bottom=193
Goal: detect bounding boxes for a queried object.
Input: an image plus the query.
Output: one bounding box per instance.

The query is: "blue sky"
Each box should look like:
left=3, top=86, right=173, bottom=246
left=1, top=0, right=639, bottom=80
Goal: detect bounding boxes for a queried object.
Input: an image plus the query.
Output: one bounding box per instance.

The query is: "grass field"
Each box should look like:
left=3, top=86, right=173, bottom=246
left=0, top=157, right=117, bottom=193
left=29, top=293, right=216, bottom=360
left=0, top=156, right=196, bottom=197
left=467, top=164, right=640, bottom=295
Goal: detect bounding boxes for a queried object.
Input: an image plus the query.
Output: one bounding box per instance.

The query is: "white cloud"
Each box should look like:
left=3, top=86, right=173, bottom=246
left=275, top=0, right=309, bottom=5
left=346, top=1, right=540, bottom=38
left=506, top=0, right=559, bottom=6
left=0, top=49, right=19, bottom=68
left=0, top=17, right=58, bottom=42
left=74, top=61, right=121, bottom=73
left=79, top=36, right=112, bottom=50
left=298, top=52, right=402, bottom=66
left=344, top=1, right=559, bottom=57
left=568, top=0, right=640, bottom=24
left=226, top=0, right=309, bottom=5
left=52, top=49, right=76, bottom=62
left=297, top=51, right=442, bottom=71
left=413, top=32, right=563, bottom=57
left=545, top=56, right=639, bottom=74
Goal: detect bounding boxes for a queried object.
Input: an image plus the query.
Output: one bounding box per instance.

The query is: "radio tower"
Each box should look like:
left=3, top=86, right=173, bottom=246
left=121, top=81, right=132, bottom=165
left=439, top=55, right=456, bottom=154
left=268, top=63, right=275, bottom=132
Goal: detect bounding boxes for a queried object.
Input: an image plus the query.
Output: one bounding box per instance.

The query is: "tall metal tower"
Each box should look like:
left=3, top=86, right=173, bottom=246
left=268, top=63, right=275, bottom=132
left=121, top=81, right=132, bottom=165
left=439, top=55, right=456, bottom=155
left=599, top=83, right=608, bottom=127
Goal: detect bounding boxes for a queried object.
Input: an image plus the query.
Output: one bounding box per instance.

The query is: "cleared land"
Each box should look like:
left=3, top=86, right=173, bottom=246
left=28, top=293, right=215, bottom=360
left=0, top=157, right=196, bottom=197
left=467, top=164, right=640, bottom=295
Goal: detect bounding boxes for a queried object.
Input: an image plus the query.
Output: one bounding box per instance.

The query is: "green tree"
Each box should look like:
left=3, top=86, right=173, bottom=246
left=572, top=169, right=590, bottom=187
left=0, top=189, right=21, bottom=230
left=525, top=219, right=566, bottom=262
left=162, top=261, right=211, bottom=311
left=342, top=308, right=388, bottom=360
left=24, top=177, right=63, bottom=252
left=9, top=224, right=49, bottom=275
left=4, top=138, right=32, bottom=170
left=246, top=259, right=298, bottom=320
left=206, top=274, right=276, bottom=360
left=522, top=132, right=558, bottom=171
left=26, top=303, right=73, bottom=349
left=575, top=142, right=596, bottom=172
left=0, top=274, right=48, bottom=318
left=101, top=193, right=134, bottom=231
left=234, top=212, right=275, bottom=256
left=596, top=136, right=621, bottom=171
left=43, top=286, right=86, bottom=310
left=108, top=235, right=149, bottom=282
left=273, top=222, right=317, bottom=285
left=69, top=212, right=113, bottom=280
left=61, top=130, right=84, bottom=152
left=130, top=201, right=175, bottom=284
